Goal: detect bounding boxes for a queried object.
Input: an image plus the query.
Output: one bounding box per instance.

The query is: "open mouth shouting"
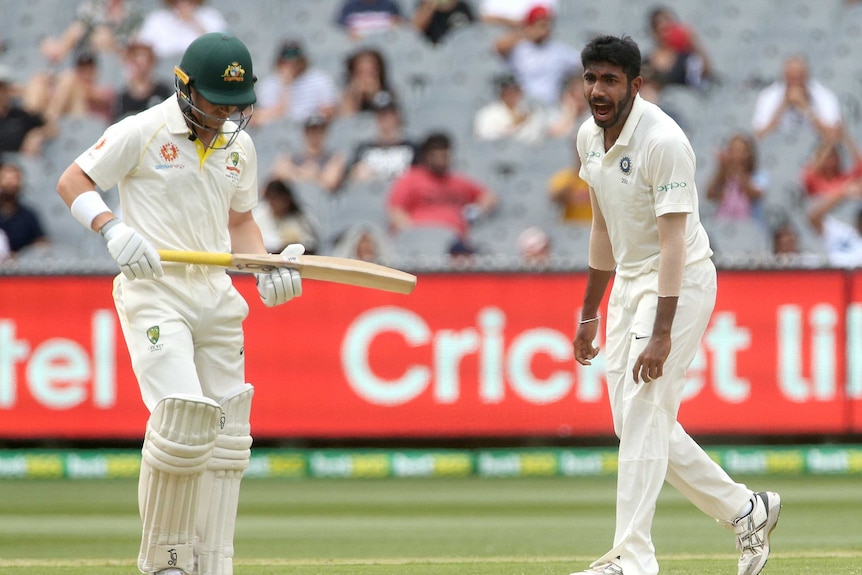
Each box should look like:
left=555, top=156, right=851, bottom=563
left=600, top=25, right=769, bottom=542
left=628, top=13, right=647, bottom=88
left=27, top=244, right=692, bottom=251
left=591, top=99, right=615, bottom=125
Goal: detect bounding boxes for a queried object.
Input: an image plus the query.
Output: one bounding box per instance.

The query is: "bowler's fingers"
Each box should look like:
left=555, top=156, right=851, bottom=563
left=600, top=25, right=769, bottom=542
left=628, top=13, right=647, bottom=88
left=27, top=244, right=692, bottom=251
left=633, top=357, right=664, bottom=383
left=573, top=341, right=599, bottom=366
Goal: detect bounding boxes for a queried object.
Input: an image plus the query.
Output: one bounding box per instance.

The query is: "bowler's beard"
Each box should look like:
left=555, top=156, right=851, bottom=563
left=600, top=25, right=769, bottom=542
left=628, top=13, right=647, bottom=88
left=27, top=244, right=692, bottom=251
left=590, top=86, right=633, bottom=129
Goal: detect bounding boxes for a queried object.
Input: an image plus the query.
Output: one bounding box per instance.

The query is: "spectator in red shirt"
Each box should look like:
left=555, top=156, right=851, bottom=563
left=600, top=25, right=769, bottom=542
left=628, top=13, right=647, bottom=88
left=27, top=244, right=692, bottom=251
left=387, top=132, right=497, bottom=238
left=802, top=127, right=862, bottom=197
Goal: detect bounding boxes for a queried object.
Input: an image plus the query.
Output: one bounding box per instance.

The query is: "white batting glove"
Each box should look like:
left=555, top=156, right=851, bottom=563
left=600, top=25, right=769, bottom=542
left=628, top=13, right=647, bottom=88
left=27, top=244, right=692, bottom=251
left=256, top=243, right=304, bottom=307
left=101, top=219, right=164, bottom=280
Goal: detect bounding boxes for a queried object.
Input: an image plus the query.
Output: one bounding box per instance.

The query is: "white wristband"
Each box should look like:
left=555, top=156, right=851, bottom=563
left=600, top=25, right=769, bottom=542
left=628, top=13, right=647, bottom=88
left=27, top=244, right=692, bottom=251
left=70, top=190, right=111, bottom=230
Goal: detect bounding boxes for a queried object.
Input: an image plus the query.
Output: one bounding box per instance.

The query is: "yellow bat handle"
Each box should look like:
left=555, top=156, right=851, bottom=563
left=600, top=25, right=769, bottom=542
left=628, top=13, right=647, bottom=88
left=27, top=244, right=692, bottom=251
left=157, top=250, right=234, bottom=267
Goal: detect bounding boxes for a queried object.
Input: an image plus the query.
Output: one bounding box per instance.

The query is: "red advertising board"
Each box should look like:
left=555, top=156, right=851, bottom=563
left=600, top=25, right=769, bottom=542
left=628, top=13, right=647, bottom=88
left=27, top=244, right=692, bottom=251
left=849, top=270, right=862, bottom=433
left=0, top=270, right=857, bottom=440
left=687, top=270, right=848, bottom=434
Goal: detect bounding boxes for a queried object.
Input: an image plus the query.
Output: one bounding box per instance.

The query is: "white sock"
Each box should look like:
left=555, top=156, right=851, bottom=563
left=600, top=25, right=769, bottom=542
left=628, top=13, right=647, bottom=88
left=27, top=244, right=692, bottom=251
left=735, top=497, right=754, bottom=520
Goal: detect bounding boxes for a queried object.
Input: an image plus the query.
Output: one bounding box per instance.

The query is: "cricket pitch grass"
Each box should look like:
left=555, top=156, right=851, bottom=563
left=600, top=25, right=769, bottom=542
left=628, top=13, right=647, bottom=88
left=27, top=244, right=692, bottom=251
left=1, top=474, right=860, bottom=574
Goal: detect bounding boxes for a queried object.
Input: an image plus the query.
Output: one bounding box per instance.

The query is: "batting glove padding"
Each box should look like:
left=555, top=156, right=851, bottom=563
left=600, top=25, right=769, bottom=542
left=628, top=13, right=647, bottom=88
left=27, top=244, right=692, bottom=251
left=102, top=220, right=164, bottom=280
left=256, top=243, right=304, bottom=307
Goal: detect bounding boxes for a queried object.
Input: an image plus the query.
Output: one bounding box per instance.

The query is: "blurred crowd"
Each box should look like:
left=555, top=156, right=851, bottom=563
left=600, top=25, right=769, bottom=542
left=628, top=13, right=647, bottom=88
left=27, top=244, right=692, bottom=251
left=1, top=0, right=862, bottom=269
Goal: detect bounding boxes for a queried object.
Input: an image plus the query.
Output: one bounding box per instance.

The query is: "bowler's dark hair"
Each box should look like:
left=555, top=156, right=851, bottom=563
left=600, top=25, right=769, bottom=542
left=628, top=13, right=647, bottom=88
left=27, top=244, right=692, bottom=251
left=581, top=35, right=641, bottom=82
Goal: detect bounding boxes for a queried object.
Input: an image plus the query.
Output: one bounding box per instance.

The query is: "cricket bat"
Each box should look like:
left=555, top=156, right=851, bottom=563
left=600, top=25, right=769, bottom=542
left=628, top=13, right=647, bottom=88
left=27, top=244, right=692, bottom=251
left=157, top=250, right=416, bottom=294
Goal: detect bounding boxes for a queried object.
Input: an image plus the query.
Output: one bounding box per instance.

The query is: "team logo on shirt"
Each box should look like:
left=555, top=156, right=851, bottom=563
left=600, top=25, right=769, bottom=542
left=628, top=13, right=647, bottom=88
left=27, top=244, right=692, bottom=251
left=224, top=152, right=242, bottom=182
left=160, top=143, right=179, bottom=163
left=86, top=137, right=108, bottom=160
left=222, top=62, right=246, bottom=82
left=146, top=326, right=164, bottom=352
left=619, top=155, right=632, bottom=175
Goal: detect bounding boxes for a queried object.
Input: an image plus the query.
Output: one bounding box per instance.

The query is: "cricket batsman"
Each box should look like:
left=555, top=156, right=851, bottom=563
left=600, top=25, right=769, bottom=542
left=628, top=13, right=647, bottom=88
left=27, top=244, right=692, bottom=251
left=56, top=33, right=301, bottom=575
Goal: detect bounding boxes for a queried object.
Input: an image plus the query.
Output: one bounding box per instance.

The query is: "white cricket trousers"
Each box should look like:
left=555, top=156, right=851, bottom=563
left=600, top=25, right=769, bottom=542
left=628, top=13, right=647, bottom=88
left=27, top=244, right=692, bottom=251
left=113, top=265, right=249, bottom=411
left=595, top=259, right=751, bottom=575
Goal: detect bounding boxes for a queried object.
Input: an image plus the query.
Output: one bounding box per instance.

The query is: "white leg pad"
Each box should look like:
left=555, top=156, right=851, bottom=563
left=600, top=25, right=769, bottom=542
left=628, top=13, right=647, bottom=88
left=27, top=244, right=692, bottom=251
left=196, top=384, right=254, bottom=575
left=138, top=394, right=221, bottom=575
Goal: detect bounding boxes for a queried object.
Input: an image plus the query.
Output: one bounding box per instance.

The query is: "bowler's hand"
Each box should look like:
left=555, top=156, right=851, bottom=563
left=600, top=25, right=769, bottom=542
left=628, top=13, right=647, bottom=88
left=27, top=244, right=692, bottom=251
left=573, top=322, right=600, bottom=365
left=632, top=334, right=671, bottom=383
left=256, top=244, right=304, bottom=307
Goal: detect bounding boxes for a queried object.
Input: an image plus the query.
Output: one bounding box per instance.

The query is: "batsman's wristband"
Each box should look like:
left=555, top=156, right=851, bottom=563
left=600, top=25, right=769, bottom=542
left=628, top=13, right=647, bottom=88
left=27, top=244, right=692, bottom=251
left=70, top=190, right=111, bottom=230
left=579, top=315, right=601, bottom=324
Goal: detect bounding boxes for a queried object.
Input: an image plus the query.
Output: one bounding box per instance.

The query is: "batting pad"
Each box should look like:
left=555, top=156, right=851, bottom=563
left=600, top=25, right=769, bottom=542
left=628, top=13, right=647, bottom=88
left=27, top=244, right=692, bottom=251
left=197, top=384, right=254, bottom=575
left=138, top=394, right=220, bottom=575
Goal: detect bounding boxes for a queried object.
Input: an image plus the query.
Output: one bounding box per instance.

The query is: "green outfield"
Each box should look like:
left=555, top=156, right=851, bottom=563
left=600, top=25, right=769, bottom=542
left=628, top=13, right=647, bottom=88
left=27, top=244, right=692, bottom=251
left=1, top=474, right=860, bottom=574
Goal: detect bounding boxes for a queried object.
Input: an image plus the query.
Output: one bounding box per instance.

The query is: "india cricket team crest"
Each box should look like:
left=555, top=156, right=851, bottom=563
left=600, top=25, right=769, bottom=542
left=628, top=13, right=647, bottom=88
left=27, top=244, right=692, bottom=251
left=620, top=155, right=632, bottom=175
left=222, top=62, right=245, bottom=82
left=146, top=326, right=160, bottom=344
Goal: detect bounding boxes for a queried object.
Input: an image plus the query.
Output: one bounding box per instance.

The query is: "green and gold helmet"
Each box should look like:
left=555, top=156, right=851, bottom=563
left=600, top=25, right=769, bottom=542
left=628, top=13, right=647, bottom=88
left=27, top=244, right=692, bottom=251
left=174, top=33, right=256, bottom=147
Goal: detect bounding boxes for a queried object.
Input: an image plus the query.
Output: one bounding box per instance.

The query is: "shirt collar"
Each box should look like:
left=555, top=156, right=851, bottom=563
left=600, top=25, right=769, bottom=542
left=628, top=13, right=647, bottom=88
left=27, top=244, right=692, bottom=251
left=615, top=94, right=646, bottom=147
left=164, top=96, right=194, bottom=136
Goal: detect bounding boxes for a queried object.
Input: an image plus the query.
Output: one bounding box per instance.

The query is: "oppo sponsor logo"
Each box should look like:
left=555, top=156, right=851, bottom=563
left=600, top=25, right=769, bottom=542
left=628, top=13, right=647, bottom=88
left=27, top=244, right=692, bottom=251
left=656, top=181, right=687, bottom=192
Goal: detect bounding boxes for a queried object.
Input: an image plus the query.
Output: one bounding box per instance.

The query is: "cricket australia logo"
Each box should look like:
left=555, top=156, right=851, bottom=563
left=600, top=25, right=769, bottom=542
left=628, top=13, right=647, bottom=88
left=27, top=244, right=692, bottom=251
left=222, top=62, right=245, bottom=82
left=225, top=151, right=241, bottom=182
left=619, top=155, right=632, bottom=175
left=147, top=326, right=164, bottom=352
left=226, top=152, right=241, bottom=172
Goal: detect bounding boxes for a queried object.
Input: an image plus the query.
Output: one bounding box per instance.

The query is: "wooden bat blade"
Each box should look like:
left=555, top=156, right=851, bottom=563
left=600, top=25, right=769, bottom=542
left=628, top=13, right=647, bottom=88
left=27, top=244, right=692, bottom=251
left=157, top=250, right=416, bottom=294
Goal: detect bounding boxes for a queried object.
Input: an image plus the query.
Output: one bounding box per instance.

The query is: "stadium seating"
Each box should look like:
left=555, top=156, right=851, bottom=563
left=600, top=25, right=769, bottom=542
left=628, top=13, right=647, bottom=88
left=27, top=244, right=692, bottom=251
left=3, top=0, right=861, bottom=272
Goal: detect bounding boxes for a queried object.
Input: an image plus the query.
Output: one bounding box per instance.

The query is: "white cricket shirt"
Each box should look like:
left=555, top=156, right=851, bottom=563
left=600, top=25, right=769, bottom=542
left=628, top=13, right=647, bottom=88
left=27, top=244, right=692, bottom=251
left=75, top=97, right=258, bottom=253
left=577, top=95, right=712, bottom=278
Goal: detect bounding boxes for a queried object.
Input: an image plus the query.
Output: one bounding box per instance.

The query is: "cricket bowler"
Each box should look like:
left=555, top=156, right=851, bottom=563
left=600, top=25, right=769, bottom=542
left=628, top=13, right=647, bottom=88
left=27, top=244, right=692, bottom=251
left=570, top=35, right=781, bottom=575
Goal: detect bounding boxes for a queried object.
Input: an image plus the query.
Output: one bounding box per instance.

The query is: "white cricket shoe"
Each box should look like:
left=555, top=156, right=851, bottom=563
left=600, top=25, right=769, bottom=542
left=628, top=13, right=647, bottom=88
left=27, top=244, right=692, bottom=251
left=732, top=491, right=781, bottom=575
left=154, top=569, right=186, bottom=575
left=570, top=558, right=623, bottom=575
